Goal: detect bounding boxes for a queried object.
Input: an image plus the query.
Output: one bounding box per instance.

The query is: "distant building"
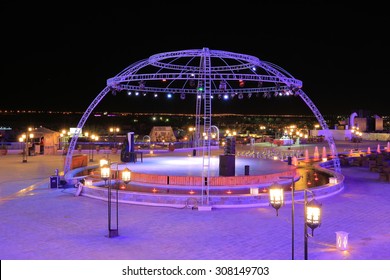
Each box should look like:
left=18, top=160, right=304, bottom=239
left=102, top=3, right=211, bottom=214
left=312, top=112, right=388, bottom=141
left=149, top=126, right=176, bottom=142
left=349, top=112, right=383, bottom=132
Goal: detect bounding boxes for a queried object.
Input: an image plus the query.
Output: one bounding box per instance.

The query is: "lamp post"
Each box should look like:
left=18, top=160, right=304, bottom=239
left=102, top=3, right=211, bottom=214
left=304, top=190, right=322, bottom=260
left=188, top=127, right=195, bottom=148
left=269, top=176, right=322, bottom=260
left=22, top=128, right=34, bottom=161
left=89, top=134, right=97, bottom=162
left=109, top=127, right=120, bottom=148
left=100, top=162, right=119, bottom=238
left=19, top=136, right=27, bottom=163
left=28, top=132, right=34, bottom=156
left=60, top=129, right=68, bottom=153
left=269, top=177, right=295, bottom=259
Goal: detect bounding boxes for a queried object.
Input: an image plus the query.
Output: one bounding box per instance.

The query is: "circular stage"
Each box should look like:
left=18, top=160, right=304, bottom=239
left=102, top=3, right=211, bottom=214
left=75, top=153, right=344, bottom=209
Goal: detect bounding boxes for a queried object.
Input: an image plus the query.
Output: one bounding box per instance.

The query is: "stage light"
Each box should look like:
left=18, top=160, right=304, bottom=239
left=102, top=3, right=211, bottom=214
left=219, top=81, right=227, bottom=90
left=180, top=93, right=186, bottom=100
left=197, top=81, right=204, bottom=91
left=263, top=92, right=271, bottom=99
left=139, top=81, right=145, bottom=90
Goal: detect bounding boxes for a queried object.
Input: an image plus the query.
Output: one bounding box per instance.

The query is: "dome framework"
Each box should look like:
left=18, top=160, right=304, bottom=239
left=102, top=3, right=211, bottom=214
left=64, top=48, right=341, bottom=205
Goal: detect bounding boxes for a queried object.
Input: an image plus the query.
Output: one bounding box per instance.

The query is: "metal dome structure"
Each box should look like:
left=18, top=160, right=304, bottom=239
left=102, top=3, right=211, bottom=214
left=64, top=47, right=341, bottom=205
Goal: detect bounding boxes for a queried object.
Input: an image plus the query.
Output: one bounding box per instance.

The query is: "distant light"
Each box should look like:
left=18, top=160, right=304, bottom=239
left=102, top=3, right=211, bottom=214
left=135, top=92, right=139, bottom=96
left=127, top=91, right=132, bottom=96
left=154, top=93, right=158, bottom=98
left=223, top=94, right=229, bottom=100
left=167, top=93, right=172, bottom=98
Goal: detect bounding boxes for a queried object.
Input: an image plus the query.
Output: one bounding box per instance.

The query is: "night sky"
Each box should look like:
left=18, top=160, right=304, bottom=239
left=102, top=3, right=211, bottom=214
left=1, top=2, right=387, bottom=116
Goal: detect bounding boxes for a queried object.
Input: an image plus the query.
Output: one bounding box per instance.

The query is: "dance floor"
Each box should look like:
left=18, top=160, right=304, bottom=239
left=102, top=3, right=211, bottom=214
left=118, top=154, right=296, bottom=177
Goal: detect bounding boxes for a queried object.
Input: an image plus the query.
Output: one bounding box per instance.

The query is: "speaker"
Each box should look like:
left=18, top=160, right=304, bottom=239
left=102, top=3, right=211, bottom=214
left=50, top=176, right=59, bottom=188
left=224, top=136, right=236, bottom=155
left=244, top=165, right=250, bottom=175
left=219, top=154, right=235, bottom=176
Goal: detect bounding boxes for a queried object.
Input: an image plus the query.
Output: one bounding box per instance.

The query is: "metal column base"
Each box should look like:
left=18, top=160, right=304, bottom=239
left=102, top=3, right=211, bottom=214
left=107, top=229, right=119, bottom=238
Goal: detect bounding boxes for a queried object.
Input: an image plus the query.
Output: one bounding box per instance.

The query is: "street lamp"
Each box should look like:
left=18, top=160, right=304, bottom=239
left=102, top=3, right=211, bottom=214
left=304, top=191, right=322, bottom=260
left=89, top=134, right=98, bottom=162
left=188, top=127, right=196, bottom=148
left=22, top=128, right=34, bottom=159
left=269, top=176, right=322, bottom=260
left=122, top=167, right=131, bottom=189
left=269, top=183, right=284, bottom=216
left=19, top=136, right=27, bottom=163
left=100, top=157, right=109, bottom=167
left=109, top=127, right=120, bottom=148
left=100, top=162, right=119, bottom=238
left=60, top=129, right=68, bottom=153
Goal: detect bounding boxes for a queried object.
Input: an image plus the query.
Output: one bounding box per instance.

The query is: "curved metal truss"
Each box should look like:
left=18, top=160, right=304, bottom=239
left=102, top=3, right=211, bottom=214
left=64, top=48, right=341, bottom=204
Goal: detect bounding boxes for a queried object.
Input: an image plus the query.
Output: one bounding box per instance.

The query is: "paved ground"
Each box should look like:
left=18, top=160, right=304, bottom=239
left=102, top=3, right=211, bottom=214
left=1, top=140, right=390, bottom=260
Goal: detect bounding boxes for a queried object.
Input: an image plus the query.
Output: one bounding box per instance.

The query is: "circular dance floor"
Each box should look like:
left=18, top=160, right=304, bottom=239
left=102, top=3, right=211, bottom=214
left=118, top=155, right=296, bottom=176
left=79, top=153, right=342, bottom=208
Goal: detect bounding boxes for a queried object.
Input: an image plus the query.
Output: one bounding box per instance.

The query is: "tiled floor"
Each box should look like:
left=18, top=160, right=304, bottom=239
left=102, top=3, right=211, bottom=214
left=1, top=141, right=390, bottom=260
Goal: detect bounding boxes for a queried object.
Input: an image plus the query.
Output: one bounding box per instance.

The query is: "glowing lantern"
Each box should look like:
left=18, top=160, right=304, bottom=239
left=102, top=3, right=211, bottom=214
left=335, top=231, right=349, bottom=251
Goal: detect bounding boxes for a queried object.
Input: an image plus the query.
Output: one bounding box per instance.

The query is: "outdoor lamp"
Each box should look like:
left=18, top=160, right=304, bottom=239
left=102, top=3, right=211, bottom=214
left=122, top=167, right=131, bottom=184
left=305, top=198, right=322, bottom=236
left=269, top=182, right=284, bottom=216
left=100, top=158, right=109, bottom=167
left=100, top=164, right=111, bottom=181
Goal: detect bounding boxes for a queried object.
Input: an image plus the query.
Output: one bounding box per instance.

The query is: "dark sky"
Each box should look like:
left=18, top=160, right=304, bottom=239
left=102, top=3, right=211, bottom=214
left=1, top=1, right=387, bottom=116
